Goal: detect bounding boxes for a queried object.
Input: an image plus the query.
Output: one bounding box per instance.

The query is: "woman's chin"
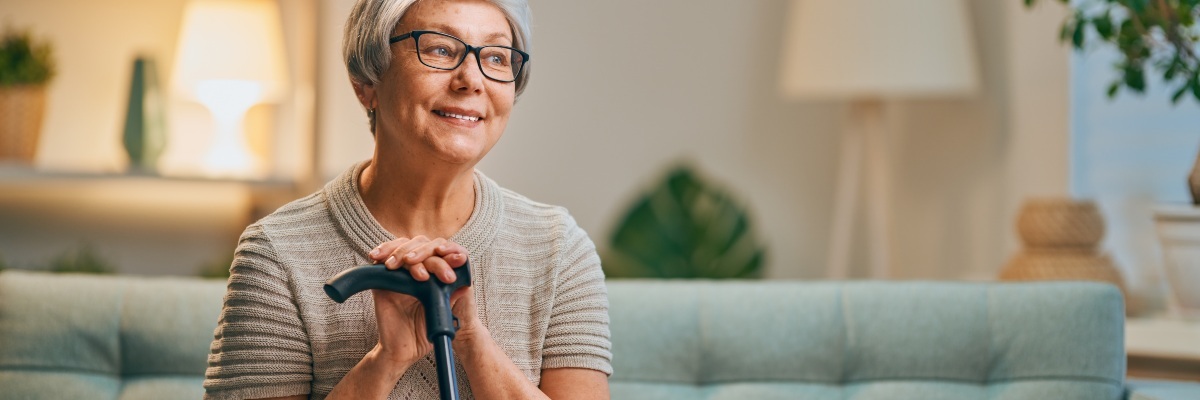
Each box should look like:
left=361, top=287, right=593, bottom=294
left=429, top=144, right=489, bottom=167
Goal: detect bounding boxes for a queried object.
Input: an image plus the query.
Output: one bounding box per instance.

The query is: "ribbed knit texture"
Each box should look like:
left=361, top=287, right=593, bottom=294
left=203, top=161, right=612, bottom=400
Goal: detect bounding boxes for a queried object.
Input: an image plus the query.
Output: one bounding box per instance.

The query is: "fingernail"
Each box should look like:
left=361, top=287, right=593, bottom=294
left=443, top=271, right=456, bottom=282
left=369, top=248, right=380, bottom=258
left=406, top=252, right=416, bottom=259
left=385, top=256, right=396, bottom=268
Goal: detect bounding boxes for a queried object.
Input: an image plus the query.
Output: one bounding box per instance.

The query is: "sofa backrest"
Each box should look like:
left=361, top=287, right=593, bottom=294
left=0, top=270, right=225, bottom=400
left=606, top=280, right=1127, bottom=400
left=1, top=271, right=1127, bottom=400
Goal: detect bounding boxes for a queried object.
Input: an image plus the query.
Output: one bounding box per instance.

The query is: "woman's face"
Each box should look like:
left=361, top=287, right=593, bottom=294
left=364, top=0, right=517, bottom=167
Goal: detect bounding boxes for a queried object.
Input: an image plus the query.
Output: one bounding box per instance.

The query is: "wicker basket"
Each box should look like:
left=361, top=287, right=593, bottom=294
left=1016, top=198, right=1105, bottom=249
left=0, top=85, right=47, bottom=163
left=1000, top=248, right=1127, bottom=295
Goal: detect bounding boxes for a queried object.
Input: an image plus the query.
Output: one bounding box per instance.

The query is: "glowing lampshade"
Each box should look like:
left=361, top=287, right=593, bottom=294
left=171, top=0, right=288, bottom=178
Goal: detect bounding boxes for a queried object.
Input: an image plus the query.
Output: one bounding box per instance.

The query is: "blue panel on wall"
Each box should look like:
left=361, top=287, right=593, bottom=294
left=1070, top=45, right=1200, bottom=298
left=1071, top=47, right=1200, bottom=202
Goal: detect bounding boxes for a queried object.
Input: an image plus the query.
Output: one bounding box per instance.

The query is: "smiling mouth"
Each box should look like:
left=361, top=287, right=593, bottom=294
left=433, top=110, right=482, bottom=122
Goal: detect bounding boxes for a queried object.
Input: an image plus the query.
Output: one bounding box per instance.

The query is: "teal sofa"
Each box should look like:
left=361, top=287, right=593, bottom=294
left=1, top=270, right=1197, bottom=399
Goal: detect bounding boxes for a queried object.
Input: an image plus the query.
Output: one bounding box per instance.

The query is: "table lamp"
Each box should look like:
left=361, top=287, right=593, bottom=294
left=171, top=0, right=288, bottom=179
left=779, top=0, right=979, bottom=279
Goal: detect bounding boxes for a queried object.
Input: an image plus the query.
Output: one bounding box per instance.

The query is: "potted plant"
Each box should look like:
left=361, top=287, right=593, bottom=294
left=1025, top=0, right=1200, bottom=318
left=603, top=164, right=766, bottom=279
left=0, top=28, right=55, bottom=163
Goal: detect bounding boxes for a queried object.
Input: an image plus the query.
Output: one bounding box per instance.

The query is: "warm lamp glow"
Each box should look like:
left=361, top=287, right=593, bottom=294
left=172, top=0, right=288, bottom=178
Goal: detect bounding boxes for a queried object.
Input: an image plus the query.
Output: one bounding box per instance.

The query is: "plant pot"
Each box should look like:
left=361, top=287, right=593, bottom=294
left=0, top=85, right=47, bottom=163
left=1002, top=197, right=1130, bottom=312
left=1016, top=198, right=1105, bottom=249
left=1152, top=204, right=1200, bottom=321
left=999, top=248, right=1126, bottom=291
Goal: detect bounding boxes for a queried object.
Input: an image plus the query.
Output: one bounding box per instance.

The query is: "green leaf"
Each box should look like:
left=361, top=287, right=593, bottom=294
left=1093, top=13, right=1115, bottom=40
left=1165, top=58, right=1181, bottom=80
left=1108, top=81, right=1122, bottom=98
left=1072, top=16, right=1087, bottom=48
left=1124, top=63, right=1147, bottom=92
left=1192, top=78, right=1200, bottom=102
left=0, top=29, right=55, bottom=86
left=606, top=164, right=765, bottom=279
left=1172, top=83, right=1189, bottom=104
left=47, top=245, right=115, bottom=274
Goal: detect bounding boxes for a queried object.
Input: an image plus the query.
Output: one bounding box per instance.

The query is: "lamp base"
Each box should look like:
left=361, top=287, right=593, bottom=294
left=826, top=99, right=892, bottom=279
left=195, top=80, right=267, bottom=179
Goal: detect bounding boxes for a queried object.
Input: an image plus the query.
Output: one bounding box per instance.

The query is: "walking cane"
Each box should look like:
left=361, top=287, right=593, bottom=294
left=324, top=260, right=472, bottom=400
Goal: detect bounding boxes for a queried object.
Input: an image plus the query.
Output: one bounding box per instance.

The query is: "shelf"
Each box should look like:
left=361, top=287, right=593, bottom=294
left=0, top=163, right=295, bottom=189
left=1126, top=317, right=1200, bottom=381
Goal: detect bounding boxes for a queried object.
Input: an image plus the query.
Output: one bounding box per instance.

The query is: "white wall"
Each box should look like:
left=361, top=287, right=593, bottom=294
left=0, top=0, right=1071, bottom=280
left=317, top=0, right=1055, bottom=280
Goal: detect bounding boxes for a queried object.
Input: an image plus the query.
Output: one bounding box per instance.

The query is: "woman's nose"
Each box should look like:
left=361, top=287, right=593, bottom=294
left=451, top=52, right=486, bottom=93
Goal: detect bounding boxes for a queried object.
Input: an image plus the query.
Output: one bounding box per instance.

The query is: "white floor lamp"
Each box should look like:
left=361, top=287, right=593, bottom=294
left=779, top=0, right=979, bottom=279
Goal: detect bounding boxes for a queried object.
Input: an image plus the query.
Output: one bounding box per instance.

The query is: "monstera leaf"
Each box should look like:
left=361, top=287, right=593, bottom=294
left=605, top=165, right=765, bottom=279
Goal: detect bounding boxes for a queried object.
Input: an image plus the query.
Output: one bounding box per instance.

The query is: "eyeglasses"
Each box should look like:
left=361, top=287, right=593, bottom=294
left=389, top=30, right=529, bottom=83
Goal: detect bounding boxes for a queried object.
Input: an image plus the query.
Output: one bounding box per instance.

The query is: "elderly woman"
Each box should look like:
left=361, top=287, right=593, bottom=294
left=202, top=0, right=611, bottom=399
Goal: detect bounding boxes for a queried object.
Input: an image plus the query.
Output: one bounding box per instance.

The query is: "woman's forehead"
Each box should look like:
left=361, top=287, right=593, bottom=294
left=398, top=0, right=512, bottom=43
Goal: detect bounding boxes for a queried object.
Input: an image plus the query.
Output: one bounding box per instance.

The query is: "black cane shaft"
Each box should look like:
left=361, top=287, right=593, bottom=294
left=434, top=335, right=459, bottom=400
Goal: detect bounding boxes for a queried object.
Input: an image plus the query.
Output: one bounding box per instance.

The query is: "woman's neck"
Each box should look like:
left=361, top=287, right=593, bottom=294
left=358, top=156, right=476, bottom=240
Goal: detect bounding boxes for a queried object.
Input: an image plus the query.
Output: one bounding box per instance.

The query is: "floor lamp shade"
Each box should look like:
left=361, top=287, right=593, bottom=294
left=778, top=0, right=979, bottom=279
left=170, top=0, right=289, bottom=178
left=779, top=0, right=979, bottom=99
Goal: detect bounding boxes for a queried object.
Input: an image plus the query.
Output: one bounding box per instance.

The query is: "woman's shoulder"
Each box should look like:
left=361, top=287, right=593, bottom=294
left=241, top=190, right=334, bottom=242
left=490, top=181, right=579, bottom=231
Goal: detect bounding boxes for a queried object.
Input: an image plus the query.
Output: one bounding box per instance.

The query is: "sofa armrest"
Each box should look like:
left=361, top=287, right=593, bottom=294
left=1126, top=379, right=1200, bottom=400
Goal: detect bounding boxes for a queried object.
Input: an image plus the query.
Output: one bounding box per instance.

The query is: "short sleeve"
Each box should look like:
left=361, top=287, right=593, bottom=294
left=204, top=224, right=314, bottom=400
left=541, top=215, right=614, bottom=375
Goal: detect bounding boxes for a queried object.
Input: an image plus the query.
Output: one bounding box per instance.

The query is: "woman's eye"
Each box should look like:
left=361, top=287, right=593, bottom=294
left=485, top=54, right=508, bottom=66
left=424, top=45, right=454, bottom=58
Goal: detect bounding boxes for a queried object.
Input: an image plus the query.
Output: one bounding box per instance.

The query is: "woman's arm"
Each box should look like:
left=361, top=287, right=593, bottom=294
left=323, top=346, right=411, bottom=399
left=455, top=326, right=551, bottom=400
left=205, top=224, right=315, bottom=400
left=451, top=337, right=609, bottom=400
left=451, top=214, right=613, bottom=400
left=540, top=368, right=610, bottom=399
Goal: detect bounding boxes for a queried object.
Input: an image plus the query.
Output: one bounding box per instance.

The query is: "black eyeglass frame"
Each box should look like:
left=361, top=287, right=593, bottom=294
left=389, top=30, right=530, bottom=83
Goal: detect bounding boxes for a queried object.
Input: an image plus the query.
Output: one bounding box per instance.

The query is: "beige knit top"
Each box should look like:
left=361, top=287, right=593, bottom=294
left=203, top=161, right=612, bottom=400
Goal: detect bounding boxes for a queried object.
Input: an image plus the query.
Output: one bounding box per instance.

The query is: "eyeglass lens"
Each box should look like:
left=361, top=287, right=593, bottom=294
left=416, top=32, right=525, bottom=82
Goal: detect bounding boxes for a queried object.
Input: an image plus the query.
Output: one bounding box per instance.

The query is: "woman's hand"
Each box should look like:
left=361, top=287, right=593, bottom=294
left=366, top=236, right=480, bottom=367
left=369, top=236, right=467, bottom=283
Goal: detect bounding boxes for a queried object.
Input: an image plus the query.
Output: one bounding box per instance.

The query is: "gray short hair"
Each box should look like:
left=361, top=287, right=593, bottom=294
left=343, top=0, right=532, bottom=98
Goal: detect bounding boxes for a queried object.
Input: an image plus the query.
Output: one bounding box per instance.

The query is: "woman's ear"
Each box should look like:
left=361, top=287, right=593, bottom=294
left=352, top=80, right=378, bottom=110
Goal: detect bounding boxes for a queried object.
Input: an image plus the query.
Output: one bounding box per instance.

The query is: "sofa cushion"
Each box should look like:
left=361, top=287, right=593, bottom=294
left=0, top=270, right=224, bottom=400
left=607, top=280, right=1126, bottom=399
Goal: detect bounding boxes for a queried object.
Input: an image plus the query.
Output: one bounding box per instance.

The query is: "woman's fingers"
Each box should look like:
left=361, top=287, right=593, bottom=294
left=369, top=237, right=469, bottom=278
left=434, top=242, right=469, bottom=267
left=421, top=255, right=456, bottom=284
left=400, top=238, right=451, bottom=265
left=380, top=236, right=434, bottom=270
left=407, top=262, right=431, bottom=281
left=370, top=236, right=413, bottom=263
